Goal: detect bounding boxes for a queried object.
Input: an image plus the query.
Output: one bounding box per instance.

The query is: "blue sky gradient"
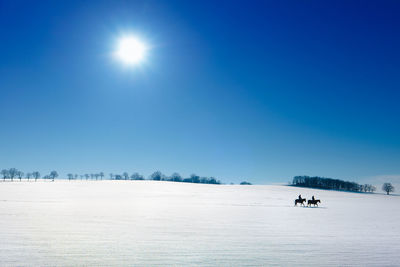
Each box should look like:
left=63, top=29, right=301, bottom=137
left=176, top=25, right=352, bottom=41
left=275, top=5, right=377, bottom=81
left=1, top=0, right=399, bottom=184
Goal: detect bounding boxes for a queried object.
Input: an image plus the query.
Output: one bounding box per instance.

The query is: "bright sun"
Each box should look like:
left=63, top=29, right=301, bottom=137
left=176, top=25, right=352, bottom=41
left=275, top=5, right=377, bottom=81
left=115, top=36, right=147, bottom=65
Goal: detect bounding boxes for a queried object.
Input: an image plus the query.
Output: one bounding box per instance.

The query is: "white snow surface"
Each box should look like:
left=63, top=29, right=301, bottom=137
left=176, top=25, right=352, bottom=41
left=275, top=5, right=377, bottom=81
left=0, top=181, right=399, bottom=266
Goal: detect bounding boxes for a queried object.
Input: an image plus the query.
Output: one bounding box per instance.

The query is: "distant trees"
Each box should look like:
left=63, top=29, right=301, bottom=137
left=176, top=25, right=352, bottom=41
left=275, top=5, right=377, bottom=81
left=130, top=172, right=144, bottom=180
left=170, top=173, right=182, bottom=182
left=189, top=174, right=200, bottom=183
left=240, top=181, right=252, bottom=185
left=382, top=183, right=395, bottom=195
left=292, top=176, right=375, bottom=193
left=360, top=184, right=376, bottom=193
left=150, top=171, right=164, bottom=181
left=144, top=171, right=220, bottom=184
left=0, top=168, right=222, bottom=185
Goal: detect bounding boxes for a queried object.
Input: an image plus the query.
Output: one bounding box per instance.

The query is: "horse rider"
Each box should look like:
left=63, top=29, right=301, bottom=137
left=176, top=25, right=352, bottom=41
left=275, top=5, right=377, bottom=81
left=312, top=195, right=315, bottom=201
left=298, top=194, right=302, bottom=200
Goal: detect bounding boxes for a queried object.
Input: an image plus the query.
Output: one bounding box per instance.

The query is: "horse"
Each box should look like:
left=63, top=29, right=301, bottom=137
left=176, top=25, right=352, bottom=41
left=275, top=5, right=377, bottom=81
left=294, top=198, right=306, bottom=206
left=307, top=199, right=321, bottom=207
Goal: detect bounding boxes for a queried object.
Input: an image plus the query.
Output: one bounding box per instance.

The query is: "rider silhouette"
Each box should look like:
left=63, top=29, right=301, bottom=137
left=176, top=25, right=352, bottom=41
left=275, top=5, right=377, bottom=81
left=298, top=194, right=302, bottom=200
left=312, top=195, right=315, bottom=201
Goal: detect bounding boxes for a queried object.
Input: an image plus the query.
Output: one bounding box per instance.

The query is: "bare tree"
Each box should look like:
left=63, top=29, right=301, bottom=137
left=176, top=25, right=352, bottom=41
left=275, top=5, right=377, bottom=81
left=170, top=172, right=182, bottom=182
left=49, top=171, right=58, bottom=181
left=150, top=171, right=164, bottom=181
left=1, top=169, right=9, bottom=181
left=99, top=172, right=104, bottom=180
left=67, top=173, right=73, bottom=180
left=16, top=171, right=24, bottom=181
left=382, top=183, right=395, bottom=195
left=85, top=174, right=89, bottom=180
left=8, top=168, right=18, bottom=181
left=123, top=172, right=129, bottom=180
left=371, top=185, right=376, bottom=193
left=26, top=173, right=31, bottom=181
left=130, top=172, right=144, bottom=180
left=109, top=173, right=114, bottom=180
left=32, top=171, right=40, bottom=181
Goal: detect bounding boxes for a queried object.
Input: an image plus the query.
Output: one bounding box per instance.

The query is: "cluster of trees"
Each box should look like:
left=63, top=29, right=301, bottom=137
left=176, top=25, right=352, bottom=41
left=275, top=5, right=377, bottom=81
left=292, top=176, right=376, bottom=193
left=145, top=171, right=221, bottom=184
left=110, top=172, right=144, bottom=180
left=63, top=171, right=221, bottom=184
left=67, top=172, right=106, bottom=180
left=1, top=168, right=58, bottom=181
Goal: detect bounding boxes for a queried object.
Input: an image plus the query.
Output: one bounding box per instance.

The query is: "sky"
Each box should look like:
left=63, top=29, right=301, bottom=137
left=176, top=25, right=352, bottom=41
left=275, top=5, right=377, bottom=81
left=0, top=0, right=399, bottom=185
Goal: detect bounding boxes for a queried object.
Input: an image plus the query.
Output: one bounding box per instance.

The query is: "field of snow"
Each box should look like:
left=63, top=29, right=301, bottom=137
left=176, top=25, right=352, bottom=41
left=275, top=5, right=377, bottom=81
left=0, top=181, right=399, bottom=266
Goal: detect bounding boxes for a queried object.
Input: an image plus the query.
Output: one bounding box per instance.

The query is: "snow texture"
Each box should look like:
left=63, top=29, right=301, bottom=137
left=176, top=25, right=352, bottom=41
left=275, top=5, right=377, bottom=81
left=0, top=181, right=399, bottom=266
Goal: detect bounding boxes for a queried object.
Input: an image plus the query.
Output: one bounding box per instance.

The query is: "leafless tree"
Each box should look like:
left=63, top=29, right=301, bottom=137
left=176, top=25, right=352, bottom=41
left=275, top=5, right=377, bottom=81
left=8, top=168, right=18, bottom=181
left=49, top=171, right=58, bottom=181
left=1, top=169, right=9, bottom=181
left=382, top=183, right=395, bottom=195
left=130, top=172, right=144, bottom=180
left=32, top=171, right=40, bottom=181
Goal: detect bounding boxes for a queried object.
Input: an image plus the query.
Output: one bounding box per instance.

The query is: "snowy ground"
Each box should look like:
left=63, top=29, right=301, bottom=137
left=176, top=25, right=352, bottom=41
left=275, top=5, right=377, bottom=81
left=0, top=181, right=399, bottom=266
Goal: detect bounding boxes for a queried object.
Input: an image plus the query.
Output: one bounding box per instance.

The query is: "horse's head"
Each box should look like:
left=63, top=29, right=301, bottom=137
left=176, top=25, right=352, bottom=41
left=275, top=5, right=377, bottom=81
left=317, top=200, right=321, bottom=203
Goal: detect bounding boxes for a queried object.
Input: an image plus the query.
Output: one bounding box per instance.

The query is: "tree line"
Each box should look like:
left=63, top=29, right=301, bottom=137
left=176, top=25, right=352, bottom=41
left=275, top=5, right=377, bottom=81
left=291, top=175, right=376, bottom=193
left=1, top=168, right=58, bottom=181
left=107, top=171, right=221, bottom=184
left=1, top=169, right=221, bottom=185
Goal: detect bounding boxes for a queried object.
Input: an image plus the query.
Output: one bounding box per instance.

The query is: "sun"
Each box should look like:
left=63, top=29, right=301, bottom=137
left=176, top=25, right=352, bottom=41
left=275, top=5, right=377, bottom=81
left=115, top=36, right=147, bottom=65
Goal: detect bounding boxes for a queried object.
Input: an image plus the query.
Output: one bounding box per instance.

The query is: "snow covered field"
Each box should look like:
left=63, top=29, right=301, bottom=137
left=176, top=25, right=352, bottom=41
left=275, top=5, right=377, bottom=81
left=0, top=181, right=399, bottom=266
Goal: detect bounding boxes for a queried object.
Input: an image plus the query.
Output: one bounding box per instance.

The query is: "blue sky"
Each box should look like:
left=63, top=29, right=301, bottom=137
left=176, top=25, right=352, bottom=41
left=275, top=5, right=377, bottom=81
left=0, top=0, right=399, bottom=184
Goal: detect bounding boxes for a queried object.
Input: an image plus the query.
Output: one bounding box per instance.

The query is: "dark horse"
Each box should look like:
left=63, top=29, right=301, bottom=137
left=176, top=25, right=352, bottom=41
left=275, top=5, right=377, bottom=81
left=294, top=198, right=306, bottom=206
left=307, top=199, right=321, bottom=207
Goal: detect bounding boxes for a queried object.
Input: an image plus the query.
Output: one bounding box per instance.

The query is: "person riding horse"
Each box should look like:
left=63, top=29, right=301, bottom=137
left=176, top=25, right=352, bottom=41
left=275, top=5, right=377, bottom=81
left=307, top=196, right=321, bottom=207
left=295, top=194, right=306, bottom=206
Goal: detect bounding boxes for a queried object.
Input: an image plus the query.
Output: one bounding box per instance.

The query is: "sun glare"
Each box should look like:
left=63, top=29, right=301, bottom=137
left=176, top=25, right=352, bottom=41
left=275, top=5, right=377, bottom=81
left=115, top=36, right=147, bottom=65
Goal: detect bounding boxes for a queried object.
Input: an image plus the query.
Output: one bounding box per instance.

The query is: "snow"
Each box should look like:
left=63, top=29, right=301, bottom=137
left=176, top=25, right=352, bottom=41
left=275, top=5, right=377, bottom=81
left=0, top=181, right=399, bottom=266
